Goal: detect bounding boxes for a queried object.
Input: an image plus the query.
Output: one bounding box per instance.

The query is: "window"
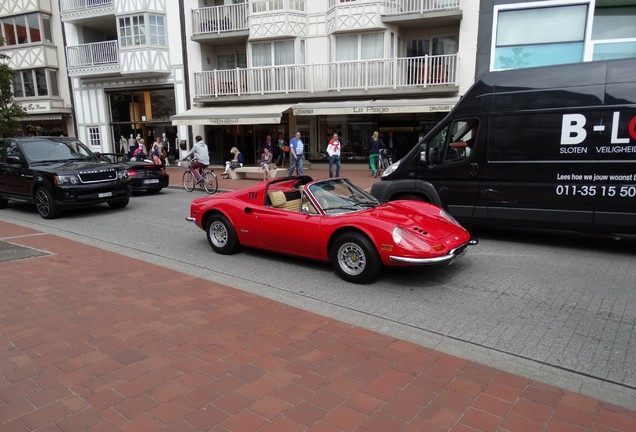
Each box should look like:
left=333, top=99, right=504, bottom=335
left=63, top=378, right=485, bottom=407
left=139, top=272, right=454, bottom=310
left=336, top=33, right=383, bottom=61
left=252, top=40, right=295, bottom=66
left=148, top=15, right=165, bottom=45
left=88, top=127, right=101, bottom=147
left=119, top=14, right=165, bottom=47
left=1, top=13, right=50, bottom=46
left=13, top=68, right=59, bottom=98
left=493, top=5, right=587, bottom=70
left=426, top=119, right=479, bottom=165
left=592, top=5, right=636, bottom=61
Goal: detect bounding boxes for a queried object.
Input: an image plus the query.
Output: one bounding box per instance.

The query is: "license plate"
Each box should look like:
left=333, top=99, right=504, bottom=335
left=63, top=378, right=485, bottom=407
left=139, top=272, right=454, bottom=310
left=143, top=179, right=160, bottom=184
left=99, top=192, right=113, bottom=198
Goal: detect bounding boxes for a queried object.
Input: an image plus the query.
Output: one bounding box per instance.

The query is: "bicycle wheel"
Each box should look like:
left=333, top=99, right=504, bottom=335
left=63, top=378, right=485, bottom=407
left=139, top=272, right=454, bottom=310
left=183, top=170, right=195, bottom=192
left=203, top=171, right=218, bottom=194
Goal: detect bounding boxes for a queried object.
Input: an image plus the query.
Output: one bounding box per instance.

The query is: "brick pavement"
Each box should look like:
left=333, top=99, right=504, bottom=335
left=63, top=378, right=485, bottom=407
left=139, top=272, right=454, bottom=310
left=1, top=219, right=635, bottom=431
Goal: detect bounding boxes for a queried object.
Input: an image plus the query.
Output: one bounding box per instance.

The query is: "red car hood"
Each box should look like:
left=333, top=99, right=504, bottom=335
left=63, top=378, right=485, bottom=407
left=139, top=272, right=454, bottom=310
left=370, top=200, right=465, bottom=241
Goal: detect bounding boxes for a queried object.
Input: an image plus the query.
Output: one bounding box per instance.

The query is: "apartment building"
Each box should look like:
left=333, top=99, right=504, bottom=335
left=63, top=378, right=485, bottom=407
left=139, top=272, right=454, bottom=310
left=0, top=0, right=74, bottom=136
left=476, top=0, right=636, bottom=76
left=173, top=0, right=480, bottom=164
left=60, top=0, right=187, bottom=157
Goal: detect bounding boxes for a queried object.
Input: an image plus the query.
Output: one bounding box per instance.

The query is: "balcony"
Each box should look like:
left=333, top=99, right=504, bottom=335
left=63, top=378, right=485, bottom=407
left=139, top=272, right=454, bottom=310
left=250, top=0, right=307, bottom=39
left=193, top=54, right=457, bottom=100
left=66, top=41, right=119, bottom=77
left=382, top=0, right=462, bottom=29
left=326, top=0, right=388, bottom=33
left=60, top=0, right=114, bottom=22
left=191, top=3, right=249, bottom=46
left=66, top=41, right=171, bottom=77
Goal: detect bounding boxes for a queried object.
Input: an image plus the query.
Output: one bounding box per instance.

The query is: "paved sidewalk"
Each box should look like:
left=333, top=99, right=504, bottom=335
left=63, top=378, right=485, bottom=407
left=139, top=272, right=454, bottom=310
left=1, top=220, right=635, bottom=431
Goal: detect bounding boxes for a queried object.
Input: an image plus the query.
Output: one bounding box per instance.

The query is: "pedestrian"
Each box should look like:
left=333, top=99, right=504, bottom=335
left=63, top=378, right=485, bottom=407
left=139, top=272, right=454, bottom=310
left=369, top=131, right=385, bottom=177
left=288, top=131, right=304, bottom=176
left=222, top=147, right=244, bottom=179
left=326, top=132, right=341, bottom=177
left=260, top=146, right=272, bottom=181
left=277, top=132, right=288, bottom=167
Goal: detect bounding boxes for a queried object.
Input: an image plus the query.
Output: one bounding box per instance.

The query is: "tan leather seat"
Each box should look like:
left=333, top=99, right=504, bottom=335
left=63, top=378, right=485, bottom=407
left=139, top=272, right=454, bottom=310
left=268, top=191, right=286, bottom=208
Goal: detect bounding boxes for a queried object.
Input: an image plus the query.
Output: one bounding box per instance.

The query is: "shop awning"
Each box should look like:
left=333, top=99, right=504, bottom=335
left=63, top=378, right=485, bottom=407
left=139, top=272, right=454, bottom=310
left=171, top=104, right=292, bottom=126
left=292, top=97, right=459, bottom=116
left=17, top=114, right=64, bottom=122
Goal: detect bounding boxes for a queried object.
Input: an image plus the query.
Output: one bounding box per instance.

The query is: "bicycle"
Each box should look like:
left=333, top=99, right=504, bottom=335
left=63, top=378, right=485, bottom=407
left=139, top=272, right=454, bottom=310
left=182, top=159, right=218, bottom=194
left=375, top=149, right=392, bottom=177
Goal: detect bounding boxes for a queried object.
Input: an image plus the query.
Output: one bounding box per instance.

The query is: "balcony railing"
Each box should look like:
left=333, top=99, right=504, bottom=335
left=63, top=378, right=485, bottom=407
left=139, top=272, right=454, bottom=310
left=66, top=40, right=118, bottom=69
left=377, top=0, right=460, bottom=14
left=60, top=0, right=113, bottom=13
left=194, top=54, right=457, bottom=98
left=192, top=3, right=249, bottom=35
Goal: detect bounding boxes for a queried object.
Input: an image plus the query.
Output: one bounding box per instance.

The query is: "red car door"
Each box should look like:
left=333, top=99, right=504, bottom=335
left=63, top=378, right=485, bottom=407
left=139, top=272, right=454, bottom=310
left=252, top=208, right=322, bottom=258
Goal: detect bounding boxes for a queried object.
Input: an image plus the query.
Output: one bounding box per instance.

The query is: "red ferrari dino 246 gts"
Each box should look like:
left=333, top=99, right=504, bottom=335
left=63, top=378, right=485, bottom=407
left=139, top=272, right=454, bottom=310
left=186, top=176, right=477, bottom=283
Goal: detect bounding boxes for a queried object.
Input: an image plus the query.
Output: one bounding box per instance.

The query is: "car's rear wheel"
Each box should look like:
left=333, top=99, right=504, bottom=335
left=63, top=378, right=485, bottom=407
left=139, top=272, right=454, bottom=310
left=35, top=187, right=61, bottom=219
left=108, top=198, right=129, bottom=209
left=331, top=231, right=381, bottom=284
left=206, top=214, right=238, bottom=254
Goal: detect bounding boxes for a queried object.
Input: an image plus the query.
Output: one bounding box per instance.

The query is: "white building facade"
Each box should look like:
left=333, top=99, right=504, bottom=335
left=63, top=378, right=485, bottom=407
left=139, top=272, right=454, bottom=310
left=173, top=0, right=480, bottom=165
left=0, top=0, right=74, bottom=136
left=61, top=0, right=187, bottom=157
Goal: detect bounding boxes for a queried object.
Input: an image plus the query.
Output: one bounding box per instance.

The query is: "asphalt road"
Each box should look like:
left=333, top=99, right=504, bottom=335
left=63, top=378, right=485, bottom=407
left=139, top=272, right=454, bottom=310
left=2, top=187, right=635, bottom=409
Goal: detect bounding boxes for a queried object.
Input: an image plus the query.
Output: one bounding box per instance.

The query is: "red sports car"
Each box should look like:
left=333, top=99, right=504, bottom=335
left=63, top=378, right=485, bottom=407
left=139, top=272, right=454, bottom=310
left=186, top=176, right=477, bottom=283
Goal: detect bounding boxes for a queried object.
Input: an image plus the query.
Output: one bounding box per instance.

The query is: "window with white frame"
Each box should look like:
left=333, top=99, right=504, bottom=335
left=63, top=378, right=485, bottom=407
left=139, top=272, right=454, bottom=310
left=1, top=13, right=52, bottom=46
left=13, top=69, right=59, bottom=98
left=88, top=127, right=101, bottom=147
left=336, top=33, right=384, bottom=61
left=119, top=14, right=166, bottom=47
left=493, top=4, right=587, bottom=70
left=148, top=15, right=165, bottom=45
left=252, top=40, right=295, bottom=66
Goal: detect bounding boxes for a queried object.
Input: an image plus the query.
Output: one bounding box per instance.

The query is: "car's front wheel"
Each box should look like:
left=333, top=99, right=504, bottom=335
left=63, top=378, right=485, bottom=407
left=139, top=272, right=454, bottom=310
left=35, top=187, right=61, bottom=219
left=331, top=232, right=381, bottom=284
left=206, top=214, right=238, bottom=254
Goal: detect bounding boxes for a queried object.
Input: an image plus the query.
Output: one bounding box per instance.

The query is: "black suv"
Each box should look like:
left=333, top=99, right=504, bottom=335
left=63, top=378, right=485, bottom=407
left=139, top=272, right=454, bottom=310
left=0, top=137, right=131, bottom=219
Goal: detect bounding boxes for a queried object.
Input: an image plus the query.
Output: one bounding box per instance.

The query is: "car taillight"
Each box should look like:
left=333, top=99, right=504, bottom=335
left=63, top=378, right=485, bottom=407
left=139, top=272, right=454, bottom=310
left=127, top=169, right=138, bottom=177
left=160, top=169, right=167, bottom=175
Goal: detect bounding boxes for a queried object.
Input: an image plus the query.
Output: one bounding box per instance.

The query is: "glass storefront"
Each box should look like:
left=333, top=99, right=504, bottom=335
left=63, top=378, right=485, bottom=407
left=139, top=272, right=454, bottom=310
left=108, top=87, right=177, bottom=157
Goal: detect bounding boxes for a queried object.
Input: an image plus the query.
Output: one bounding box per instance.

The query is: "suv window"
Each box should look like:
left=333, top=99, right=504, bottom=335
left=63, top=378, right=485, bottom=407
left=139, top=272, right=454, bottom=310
left=21, top=138, right=93, bottom=162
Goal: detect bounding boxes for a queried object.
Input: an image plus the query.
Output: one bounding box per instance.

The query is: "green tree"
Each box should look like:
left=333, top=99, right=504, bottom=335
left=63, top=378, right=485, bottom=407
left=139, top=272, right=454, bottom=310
left=0, top=40, right=27, bottom=137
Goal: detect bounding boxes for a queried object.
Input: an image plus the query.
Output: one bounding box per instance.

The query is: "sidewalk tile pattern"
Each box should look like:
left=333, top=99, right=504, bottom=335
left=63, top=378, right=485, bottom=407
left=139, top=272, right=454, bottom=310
left=1, top=221, right=635, bottom=431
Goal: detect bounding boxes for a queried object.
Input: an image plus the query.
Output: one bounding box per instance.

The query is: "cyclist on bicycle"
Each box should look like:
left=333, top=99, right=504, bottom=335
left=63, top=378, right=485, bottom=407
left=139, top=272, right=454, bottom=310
left=183, top=136, right=210, bottom=180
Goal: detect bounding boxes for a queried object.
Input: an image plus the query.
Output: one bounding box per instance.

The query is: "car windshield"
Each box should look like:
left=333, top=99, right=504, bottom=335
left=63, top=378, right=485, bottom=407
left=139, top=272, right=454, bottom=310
left=307, top=178, right=380, bottom=214
left=21, top=139, right=95, bottom=162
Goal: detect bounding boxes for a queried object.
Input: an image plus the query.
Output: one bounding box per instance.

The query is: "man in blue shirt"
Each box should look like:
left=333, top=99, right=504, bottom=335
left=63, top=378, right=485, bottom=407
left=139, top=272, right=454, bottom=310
left=288, top=131, right=304, bottom=176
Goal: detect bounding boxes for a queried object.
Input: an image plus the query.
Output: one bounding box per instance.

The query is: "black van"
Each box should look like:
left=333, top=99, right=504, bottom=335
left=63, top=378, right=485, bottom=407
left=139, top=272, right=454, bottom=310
left=371, top=58, right=636, bottom=234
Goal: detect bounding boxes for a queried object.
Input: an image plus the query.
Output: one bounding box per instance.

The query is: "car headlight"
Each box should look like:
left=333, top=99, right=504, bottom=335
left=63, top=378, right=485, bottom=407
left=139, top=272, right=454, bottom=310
left=439, top=209, right=461, bottom=226
left=54, top=174, right=80, bottom=186
left=381, top=160, right=400, bottom=177
left=117, top=170, right=129, bottom=180
left=392, top=226, right=431, bottom=252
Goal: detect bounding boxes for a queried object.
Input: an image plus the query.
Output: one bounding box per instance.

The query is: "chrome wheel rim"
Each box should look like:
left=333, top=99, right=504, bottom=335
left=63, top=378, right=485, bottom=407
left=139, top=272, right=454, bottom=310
left=209, top=221, right=228, bottom=247
left=337, top=242, right=366, bottom=276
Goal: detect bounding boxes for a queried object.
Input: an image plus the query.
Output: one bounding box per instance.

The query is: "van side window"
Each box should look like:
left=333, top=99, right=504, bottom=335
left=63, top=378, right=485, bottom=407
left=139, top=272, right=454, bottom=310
left=428, top=118, right=479, bottom=164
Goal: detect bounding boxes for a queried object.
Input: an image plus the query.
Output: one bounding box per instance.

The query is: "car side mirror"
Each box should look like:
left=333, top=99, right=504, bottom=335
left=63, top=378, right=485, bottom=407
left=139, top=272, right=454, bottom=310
left=419, top=143, right=427, bottom=162
left=7, top=155, right=23, bottom=165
